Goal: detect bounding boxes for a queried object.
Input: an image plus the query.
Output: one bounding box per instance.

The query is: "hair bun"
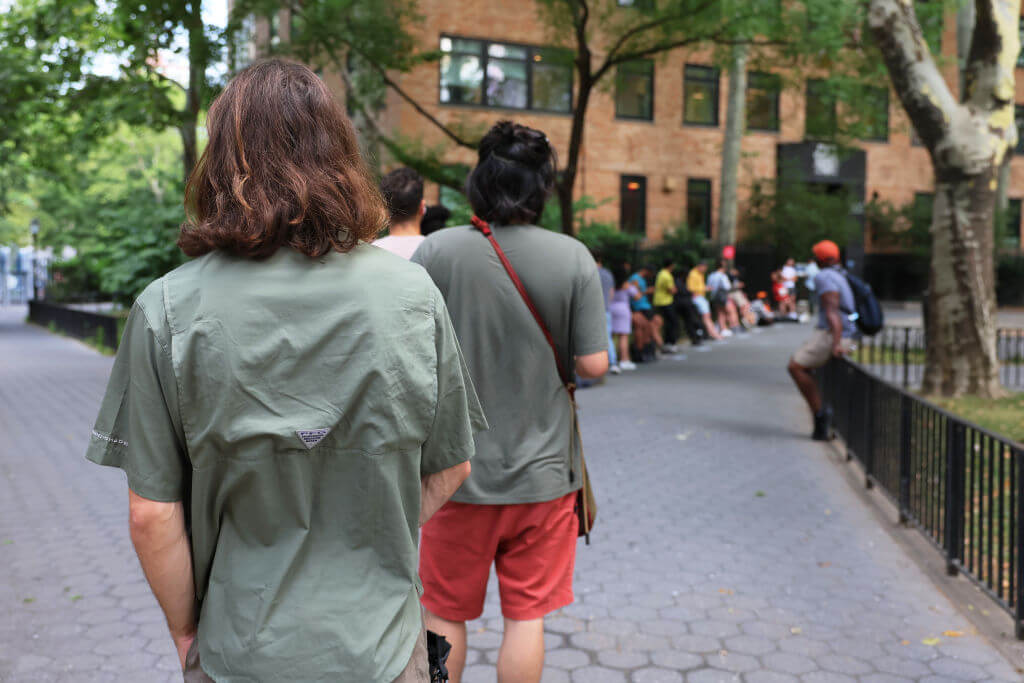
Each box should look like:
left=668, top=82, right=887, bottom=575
left=479, top=120, right=552, bottom=169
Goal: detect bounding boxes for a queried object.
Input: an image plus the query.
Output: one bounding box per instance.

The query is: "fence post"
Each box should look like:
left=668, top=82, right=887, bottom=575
left=1016, top=447, right=1024, bottom=639
left=902, top=327, right=910, bottom=389
left=945, top=420, right=965, bottom=577
left=899, top=393, right=912, bottom=524
left=864, top=375, right=874, bottom=489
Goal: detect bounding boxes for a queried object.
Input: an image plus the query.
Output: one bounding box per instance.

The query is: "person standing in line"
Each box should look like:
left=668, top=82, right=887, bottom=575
left=804, top=258, right=820, bottom=315
left=781, top=257, right=798, bottom=295
left=686, top=261, right=723, bottom=341
left=628, top=265, right=665, bottom=354
left=706, top=260, right=738, bottom=337
left=653, top=259, right=681, bottom=353
left=787, top=240, right=858, bottom=440
left=85, top=60, right=486, bottom=682
left=610, top=266, right=638, bottom=371
left=412, top=121, right=608, bottom=683
left=594, top=252, right=620, bottom=373
left=374, top=167, right=427, bottom=259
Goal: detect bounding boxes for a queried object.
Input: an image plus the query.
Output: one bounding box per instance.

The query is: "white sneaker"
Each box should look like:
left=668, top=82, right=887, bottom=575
left=662, top=344, right=680, bottom=353
left=609, top=364, right=622, bottom=375
left=721, top=329, right=734, bottom=337
left=619, top=360, right=638, bottom=370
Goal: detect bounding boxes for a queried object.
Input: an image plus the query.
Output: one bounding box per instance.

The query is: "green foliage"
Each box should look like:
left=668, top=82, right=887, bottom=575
left=742, top=178, right=859, bottom=262
left=47, top=257, right=103, bottom=303
left=576, top=222, right=640, bottom=268
left=646, top=225, right=713, bottom=271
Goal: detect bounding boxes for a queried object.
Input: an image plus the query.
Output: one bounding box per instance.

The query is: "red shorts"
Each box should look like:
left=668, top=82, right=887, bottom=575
left=419, top=492, right=578, bottom=622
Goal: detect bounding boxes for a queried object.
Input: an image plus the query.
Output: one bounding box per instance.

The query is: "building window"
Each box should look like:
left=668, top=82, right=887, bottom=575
left=861, top=87, right=889, bottom=141
left=615, top=60, right=654, bottom=120
left=620, top=176, right=647, bottom=235
left=1018, top=18, right=1024, bottom=68
left=439, top=36, right=572, bottom=113
left=1016, top=105, right=1024, bottom=154
left=687, top=179, right=713, bottom=239
left=805, top=79, right=837, bottom=139
left=1006, top=198, right=1022, bottom=248
left=746, top=71, right=780, bottom=131
left=684, top=65, right=720, bottom=126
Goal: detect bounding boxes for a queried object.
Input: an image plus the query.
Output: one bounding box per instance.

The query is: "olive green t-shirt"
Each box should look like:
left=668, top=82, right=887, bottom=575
left=411, top=224, right=607, bottom=505
left=86, top=245, right=486, bottom=682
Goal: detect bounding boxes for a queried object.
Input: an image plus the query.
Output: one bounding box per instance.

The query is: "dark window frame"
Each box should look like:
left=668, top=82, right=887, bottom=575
left=805, top=78, right=838, bottom=140
left=438, top=34, right=573, bottom=115
left=687, top=178, right=713, bottom=240
left=1018, top=17, right=1024, bottom=68
left=683, top=64, right=721, bottom=127
left=1016, top=104, right=1024, bottom=154
left=1006, top=198, right=1022, bottom=247
left=620, top=175, right=648, bottom=235
left=615, top=59, right=656, bottom=121
left=746, top=71, right=780, bottom=132
left=862, top=86, right=890, bottom=142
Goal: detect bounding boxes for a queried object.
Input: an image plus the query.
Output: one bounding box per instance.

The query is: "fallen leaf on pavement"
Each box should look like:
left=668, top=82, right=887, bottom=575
left=921, top=637, right=941, bottom=646
left=790, top=627, right=802, bottom=635
left=818, top=562, right=831, bottom=568
left=942, top=631, right=963, bottom=638
left=900, top=640, right=910, bottom=646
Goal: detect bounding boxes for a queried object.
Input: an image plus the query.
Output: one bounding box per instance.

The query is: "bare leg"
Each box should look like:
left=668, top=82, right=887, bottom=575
left=616, top=334, right=630, bottom=362
left=787, top=359, right=821, bottom=415
left=424, top=610, right=467, bottom=683
left=497, top=617, right=545, bottom=683
left=703, top=313, right=721, bottom=340
left=651, top=315, right=664, bottom=348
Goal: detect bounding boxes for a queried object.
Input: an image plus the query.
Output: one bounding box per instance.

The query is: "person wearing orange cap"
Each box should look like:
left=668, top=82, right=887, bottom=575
left=787, top=240, right=857, bottom=440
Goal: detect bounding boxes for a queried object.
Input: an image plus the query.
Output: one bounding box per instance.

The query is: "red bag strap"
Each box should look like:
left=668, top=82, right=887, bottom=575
left=471, top=215, right=574, bottom=395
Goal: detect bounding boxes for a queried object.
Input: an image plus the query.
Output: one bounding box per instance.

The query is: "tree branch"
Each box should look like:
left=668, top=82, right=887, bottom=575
left=602, top=0, right=719, bottom=67
left=867, top=0, right=958, bottom=152
left=964, top=0, right=1020, bottom=112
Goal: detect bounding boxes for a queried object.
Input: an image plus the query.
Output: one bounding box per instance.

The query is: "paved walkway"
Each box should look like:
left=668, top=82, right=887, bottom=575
left=0, top=305, right=1020, bottom=682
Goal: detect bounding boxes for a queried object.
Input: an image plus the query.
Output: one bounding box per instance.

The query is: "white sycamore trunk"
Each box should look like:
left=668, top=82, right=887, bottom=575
left=869, top=0, right=1019, bottom=398
left=718, top=45, right=747, bottom=247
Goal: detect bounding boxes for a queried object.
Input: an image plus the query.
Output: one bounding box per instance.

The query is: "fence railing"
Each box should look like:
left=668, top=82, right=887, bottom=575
left=28, top=300, right=121, bottom=349
left=853, top=326, right=1024, bottom=390
left=821, top=358, right=1024, bottom=637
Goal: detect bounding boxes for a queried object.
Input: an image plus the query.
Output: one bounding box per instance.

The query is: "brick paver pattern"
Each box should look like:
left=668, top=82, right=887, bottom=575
left=1, top=305, right=1020, bottom=682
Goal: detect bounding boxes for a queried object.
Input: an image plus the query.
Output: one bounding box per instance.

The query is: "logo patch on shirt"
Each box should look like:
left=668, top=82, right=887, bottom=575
left=296, top=428, right=331, bottom=449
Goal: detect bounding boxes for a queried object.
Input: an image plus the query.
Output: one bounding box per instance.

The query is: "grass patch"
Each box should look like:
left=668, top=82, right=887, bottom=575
left=932, top=394, right=1024, bottom=444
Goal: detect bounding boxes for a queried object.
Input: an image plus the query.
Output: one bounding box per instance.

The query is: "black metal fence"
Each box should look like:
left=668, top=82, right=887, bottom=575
left=28, top=301, right=122, bottom=349
left=821, top=358, right=1024, bottom=637
left=854, top=326, right=1024, bottom=390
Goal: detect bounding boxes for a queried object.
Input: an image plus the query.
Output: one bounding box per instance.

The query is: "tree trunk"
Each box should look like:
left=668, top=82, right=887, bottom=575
left=869, top=0, right=1015, bottom=398
left=956, top=1, right=976, bottom=97
left=180, top=4, right=204, bottom=183
left=923, top=168, right=1002, bottom=396
left=718, top=45, right=747, bottom=247
left=558, top=79, right=593, bottom=235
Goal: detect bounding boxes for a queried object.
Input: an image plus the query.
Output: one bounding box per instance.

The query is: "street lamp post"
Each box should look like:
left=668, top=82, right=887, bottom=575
left=30, top=218, right=40, bottom=301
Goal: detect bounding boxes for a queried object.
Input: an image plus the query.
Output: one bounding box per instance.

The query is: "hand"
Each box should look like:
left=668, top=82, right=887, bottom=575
left=832, top=342, right=845, bottom=358
left=173, top=631, right=197, bottom=670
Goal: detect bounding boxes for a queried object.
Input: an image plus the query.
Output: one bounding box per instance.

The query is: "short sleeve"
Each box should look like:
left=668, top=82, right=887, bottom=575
left=86, top=290, right=188, bottom=502
left=573, top=263, right=610, bottom=357
left=815, top=271, right=838, bottom=295
left=421, top=289, right=488, bottom=476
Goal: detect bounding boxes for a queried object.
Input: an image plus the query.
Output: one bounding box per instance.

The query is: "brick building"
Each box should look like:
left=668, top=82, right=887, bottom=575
left=255, top=0, right=1024, bottom=255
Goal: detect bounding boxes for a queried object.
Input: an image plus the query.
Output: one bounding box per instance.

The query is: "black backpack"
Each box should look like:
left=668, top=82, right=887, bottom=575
left=842, top=271, right=884, bottom=336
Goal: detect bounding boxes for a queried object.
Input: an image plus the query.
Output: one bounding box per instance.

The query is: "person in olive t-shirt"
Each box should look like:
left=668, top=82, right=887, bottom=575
left=86, top=61, right=486, bottom=683
left=412, top=121, right=608, bottom=683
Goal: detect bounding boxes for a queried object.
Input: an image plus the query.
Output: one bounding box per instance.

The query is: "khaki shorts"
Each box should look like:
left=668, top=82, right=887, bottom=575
left=182, top=627, right=429, bottom=682
left=792, top=329, right=855, bottom=370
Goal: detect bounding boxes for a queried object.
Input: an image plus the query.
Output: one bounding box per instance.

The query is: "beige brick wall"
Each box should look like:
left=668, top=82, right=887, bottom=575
left=313, top=0, right=1024, bottom=248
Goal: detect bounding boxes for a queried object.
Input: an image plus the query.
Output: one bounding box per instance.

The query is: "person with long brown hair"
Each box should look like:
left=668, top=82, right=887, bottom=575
left=85, top=59, right=486, bottom=682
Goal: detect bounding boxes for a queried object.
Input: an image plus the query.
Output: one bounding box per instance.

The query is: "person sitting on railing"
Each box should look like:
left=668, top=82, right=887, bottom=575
left=787, top=240, right=857, bottom=441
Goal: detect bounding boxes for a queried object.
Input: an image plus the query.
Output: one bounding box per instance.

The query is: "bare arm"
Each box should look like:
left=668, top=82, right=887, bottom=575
left=575, top=350, right=609, bottom=379
left=821, top=291, right=845, bottom=356
left=128, top=490, right=196, bottom=669
left=421, top=460, right=471, bottom=526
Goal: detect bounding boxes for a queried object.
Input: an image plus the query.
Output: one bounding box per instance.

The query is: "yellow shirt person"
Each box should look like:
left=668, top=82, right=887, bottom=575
left=653, top=267, right=677, bottom=307
left=686, top=266, right=707, bottom=298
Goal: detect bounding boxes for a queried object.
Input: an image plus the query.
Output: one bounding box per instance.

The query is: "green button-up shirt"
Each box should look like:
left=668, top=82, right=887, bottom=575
left=86, top=245, right=486, bottom=681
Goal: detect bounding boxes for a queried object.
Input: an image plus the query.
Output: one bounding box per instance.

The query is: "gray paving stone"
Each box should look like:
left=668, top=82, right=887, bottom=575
left=1, top=309, right=1019, bottom=682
